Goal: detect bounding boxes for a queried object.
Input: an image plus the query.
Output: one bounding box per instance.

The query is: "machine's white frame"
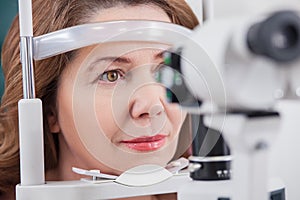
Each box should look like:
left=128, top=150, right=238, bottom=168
left=16, top=0, right=289, bottom=199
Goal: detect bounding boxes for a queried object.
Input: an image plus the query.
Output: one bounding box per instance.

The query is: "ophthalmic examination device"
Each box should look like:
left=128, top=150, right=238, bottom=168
left=16, top=0, right=300, bottom=199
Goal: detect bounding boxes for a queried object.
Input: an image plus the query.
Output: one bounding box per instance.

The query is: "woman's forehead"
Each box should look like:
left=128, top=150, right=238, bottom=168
left=70, top=41, right=170, bottom=72
left=75, top=42, right=169, bottom=64
left=89, top=4, right=171, bottom=23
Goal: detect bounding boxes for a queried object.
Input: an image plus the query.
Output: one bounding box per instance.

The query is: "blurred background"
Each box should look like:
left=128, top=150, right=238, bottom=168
left=0, top=0, right=18, bottom=99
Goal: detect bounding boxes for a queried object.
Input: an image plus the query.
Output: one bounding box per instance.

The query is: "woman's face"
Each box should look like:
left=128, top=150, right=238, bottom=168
left=53, top=5, right=187, bottom=175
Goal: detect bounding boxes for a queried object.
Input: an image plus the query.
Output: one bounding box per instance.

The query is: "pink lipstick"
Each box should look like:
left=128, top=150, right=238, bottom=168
left=121, top=134, right=166, bottom=151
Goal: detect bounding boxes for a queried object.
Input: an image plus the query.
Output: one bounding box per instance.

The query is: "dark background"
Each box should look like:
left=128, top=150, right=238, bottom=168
left=0, top=0, right=18, bottom=99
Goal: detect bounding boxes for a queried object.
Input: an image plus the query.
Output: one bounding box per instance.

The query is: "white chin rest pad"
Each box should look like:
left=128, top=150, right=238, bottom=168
left=115, top=164, right=173, bottom=187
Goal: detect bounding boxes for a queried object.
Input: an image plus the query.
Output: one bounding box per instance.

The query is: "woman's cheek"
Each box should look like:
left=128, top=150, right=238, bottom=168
left=166, top=103, right=186, bottom=129
left=95, top=96, right=119, bottom=140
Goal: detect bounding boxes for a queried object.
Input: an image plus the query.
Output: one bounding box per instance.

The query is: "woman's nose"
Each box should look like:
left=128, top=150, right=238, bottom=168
left=129, top=85, right=165, bottom=126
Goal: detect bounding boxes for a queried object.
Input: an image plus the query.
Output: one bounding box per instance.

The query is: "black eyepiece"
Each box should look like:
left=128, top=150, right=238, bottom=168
left=247, top=10, right=300, bottom=63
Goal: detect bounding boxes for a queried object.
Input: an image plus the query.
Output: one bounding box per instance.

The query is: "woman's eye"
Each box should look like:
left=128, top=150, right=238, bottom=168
left=99, top=70, right=124, bottom=83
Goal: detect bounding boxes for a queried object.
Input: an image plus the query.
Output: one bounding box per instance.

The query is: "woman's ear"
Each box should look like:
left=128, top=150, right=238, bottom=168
left=47, top=107, right=61, bottom=133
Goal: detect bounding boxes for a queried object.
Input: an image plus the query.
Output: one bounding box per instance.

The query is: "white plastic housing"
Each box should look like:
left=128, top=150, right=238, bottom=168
left=18, top=99, right=45, bottom=185
left=15, top=174, right=284, bottom=200
left=33, top=21, right=192, bottom=60
left=18, top=0, right=33, bottom=36
left=180, top=17, right=286, bottom=110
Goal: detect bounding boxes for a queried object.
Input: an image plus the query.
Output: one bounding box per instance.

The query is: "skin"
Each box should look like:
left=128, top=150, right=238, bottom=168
left=47, top=4, right=186, bottom=188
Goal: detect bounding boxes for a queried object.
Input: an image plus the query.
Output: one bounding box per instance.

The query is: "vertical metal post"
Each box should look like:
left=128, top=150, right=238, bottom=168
left=20, top=37, right=35, bottom=99
left=18, top=0, right=45, bottom=186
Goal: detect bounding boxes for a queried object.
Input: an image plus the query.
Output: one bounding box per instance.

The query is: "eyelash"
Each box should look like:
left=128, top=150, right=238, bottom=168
left=98, top=69, right=125, bottom=84
left=96, top=62, right=164, bottom=85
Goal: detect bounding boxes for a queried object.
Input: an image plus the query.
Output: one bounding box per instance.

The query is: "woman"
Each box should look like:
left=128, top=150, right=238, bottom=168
left=0, top=0, right=198, bottom=199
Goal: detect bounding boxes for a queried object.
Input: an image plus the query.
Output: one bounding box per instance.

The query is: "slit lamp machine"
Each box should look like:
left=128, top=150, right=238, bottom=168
left=16, top=0, right=300, bottom=199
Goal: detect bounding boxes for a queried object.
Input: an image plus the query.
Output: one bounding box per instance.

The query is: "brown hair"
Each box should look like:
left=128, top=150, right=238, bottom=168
left=0, top=0, right=198, bottom=197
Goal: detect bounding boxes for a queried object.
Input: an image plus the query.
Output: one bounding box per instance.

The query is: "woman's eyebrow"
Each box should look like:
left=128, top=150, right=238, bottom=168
left=87, top=56, right=131, bottom=71
left=154, top=50, right=167, bottom=59
left=87, top=50, right=166, bottom=71
left=95, top=56, right=131, bottom=64
left=104, top=56, right=131, bottom=63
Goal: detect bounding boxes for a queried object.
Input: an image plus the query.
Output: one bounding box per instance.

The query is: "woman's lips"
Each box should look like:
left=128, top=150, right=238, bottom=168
left=121, top=134, right=167, bottom=151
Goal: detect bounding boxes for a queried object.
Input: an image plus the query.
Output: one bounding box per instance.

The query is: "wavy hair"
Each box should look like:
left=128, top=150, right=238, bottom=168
left=0, top=0, right=198, bottom=197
